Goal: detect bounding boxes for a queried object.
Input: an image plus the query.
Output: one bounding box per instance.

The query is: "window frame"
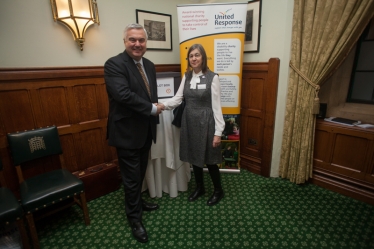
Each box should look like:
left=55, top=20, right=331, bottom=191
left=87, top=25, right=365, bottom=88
left=347, top=20, right=374, bottom=105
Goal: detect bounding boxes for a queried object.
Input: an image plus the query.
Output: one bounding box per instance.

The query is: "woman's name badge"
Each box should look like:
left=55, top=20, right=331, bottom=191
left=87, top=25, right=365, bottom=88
left=197, top=84, right=206, bottom=90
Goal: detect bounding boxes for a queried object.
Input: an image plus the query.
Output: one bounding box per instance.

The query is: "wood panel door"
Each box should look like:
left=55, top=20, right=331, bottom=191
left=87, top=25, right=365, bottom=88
left=240, top=58, right=280, bottom=177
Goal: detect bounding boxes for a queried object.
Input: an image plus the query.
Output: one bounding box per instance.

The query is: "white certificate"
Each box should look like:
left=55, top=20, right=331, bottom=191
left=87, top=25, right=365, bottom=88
left=157, top=77, right=175, bottom=98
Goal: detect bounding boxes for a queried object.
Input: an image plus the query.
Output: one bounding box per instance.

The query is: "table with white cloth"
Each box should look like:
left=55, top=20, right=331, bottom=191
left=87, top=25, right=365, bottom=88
left=142, top=99, right=191, bottom=198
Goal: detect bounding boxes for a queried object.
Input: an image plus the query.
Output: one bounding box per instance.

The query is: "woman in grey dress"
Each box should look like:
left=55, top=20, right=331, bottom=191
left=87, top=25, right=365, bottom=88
left=162, top=44, right=225, bottom=206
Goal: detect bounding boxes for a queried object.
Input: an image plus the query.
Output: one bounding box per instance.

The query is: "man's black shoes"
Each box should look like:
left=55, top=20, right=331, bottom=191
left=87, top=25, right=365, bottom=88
left=131, top=221, right=148, bottom=243
left=142, top=201, right=159, bottom=211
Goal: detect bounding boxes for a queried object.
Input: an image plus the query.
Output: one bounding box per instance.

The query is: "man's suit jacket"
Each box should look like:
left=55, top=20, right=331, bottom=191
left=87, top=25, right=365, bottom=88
left=104, top=50, right=158, bottom=149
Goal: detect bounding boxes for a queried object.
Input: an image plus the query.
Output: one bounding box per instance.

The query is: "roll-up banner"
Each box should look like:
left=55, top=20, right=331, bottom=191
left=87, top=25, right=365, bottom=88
left=177, top=2, right=247, bottom=171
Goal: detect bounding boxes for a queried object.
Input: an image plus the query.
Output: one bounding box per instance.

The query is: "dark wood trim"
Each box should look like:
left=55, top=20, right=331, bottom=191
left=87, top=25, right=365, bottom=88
left=0, top=64, right=181, bottom=82
left=154, top=64, right=181, bottom=73
left=240, top=58, right=280, bottom=177
left=262, top=58, right=280, bottom=177
left=242, top=62, right=271, bottom=72
left=0, top=67, right=104, bottom=81
left=311, top=173, right=374, bottom=205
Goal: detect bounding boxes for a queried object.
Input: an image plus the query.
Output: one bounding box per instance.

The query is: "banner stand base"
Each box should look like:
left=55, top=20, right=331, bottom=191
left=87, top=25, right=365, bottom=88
left=189, top=167, right=240, bottom=174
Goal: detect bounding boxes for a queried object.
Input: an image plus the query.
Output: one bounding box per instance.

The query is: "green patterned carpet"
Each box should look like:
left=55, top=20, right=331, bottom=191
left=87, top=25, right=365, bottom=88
left=36, top=170, right=374, bottom=249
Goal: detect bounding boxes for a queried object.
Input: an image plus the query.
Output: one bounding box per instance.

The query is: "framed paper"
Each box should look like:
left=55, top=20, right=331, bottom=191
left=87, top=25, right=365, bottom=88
left=157, top=77, right=175, bottom=98
left=244, top=0, right=262, bottom=53
left=136, top=9, right=172, bottom=50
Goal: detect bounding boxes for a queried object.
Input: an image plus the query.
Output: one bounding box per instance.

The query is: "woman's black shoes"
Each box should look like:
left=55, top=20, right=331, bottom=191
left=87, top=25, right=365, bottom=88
left=188, top=185, right=205, bottom=202
left=207, top=190, right=224, bottom=206
left=188, top=186, right=224, bottom=206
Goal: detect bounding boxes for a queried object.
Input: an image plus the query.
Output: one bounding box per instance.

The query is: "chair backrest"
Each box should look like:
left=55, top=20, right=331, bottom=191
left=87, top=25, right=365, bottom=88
left=7, top=126, right=62, bottom=166
left=0, top=158, right=5, bottom=187
left=0, top=158, right=10, bottom=189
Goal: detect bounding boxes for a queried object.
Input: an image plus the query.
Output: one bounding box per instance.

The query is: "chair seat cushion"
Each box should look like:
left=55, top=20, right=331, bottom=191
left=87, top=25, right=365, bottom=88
left=20, top=169, right=84, bottom=213
left=0, top=187, right=23, bottom=224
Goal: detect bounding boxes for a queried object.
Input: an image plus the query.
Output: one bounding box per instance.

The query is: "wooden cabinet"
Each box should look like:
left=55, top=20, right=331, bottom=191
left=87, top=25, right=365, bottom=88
left=312, top=120, right=374, bottom=205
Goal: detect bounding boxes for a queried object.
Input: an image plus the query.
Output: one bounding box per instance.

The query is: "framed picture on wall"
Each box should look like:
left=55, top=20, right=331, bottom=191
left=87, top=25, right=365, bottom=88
left=244, top=0, right=262, bottom=53
left=136, top=9, right=172, bottom=50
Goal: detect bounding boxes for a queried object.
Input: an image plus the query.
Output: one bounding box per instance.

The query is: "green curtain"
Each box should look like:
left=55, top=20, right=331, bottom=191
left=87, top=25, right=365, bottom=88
left=280, top=0, right=374, bottom=184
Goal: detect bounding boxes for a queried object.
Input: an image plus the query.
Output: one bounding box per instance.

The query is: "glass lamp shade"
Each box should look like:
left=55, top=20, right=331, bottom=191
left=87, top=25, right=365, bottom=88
left=50, top=0, right=100, bottom=50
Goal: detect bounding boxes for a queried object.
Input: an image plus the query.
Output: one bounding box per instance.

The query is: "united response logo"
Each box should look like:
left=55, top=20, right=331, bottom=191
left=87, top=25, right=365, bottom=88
left=215, top=8, right=242, bottom=26
left=219, top=8, right=232, bottom=16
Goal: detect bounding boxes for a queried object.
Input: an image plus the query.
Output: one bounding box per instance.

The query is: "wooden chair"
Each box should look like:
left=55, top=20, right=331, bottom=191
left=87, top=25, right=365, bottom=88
left=0, top=158, right=30, bottom=249
left=7, top=126, right=90, bottom=249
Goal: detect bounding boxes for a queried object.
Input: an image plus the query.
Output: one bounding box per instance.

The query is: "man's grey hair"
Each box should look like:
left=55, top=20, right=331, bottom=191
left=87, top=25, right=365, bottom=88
left=123, top=23, right=148, bottom=40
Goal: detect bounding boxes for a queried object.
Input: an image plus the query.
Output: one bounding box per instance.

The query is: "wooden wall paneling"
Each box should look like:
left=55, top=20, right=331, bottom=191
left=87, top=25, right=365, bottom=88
left=0, top=65, right=181, bottom=197
left=29, top=89, right=44, bottom=128
left=155, top=64, right=181, bottom=73
left=240, top=58, right=280, bottom=177
left=73, top=84, right=99, bottom=122
left=100, top=127, right=113, bottom=163
left=66, top=85, right=80, bottom=124
left=59, top=134, right=80, bottom=172
left=0, top=89, right=35, bottom=132
left=79, top=128, right=107, bottom=168
left=38, top=86, right=71, bottom=127
left=73, top=132, right=86, bottom=171
left=95, top=82, right=113, bottom=163
left=96, top=83, right=109, bottom=119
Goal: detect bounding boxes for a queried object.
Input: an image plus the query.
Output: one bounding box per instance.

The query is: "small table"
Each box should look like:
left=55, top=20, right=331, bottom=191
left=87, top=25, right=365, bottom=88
left=142, top=100, right=191, bottom=198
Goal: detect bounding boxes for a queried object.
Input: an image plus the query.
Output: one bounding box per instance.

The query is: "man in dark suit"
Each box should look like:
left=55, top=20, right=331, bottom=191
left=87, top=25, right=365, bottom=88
left=104, top=23, right=163, bottom=243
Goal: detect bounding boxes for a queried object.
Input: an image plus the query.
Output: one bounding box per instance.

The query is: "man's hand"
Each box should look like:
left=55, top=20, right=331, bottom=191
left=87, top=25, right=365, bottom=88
left=157, top=103, right=165, bottom=110
left=153, top=103, right=164, bottom=115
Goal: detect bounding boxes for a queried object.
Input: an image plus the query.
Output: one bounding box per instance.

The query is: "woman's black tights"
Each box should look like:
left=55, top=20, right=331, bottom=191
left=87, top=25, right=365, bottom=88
left=192, top=164, right=222, bottom=191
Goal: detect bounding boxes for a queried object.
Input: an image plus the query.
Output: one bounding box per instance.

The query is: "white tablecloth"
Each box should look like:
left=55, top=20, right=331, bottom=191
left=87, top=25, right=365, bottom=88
left=142, top=100, right=191, bottom=198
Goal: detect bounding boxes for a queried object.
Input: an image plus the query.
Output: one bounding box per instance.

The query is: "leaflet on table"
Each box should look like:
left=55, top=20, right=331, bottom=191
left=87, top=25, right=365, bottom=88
left=355, top=124, right=374, bottom=129
left=324, top=117, right=374, bottom=128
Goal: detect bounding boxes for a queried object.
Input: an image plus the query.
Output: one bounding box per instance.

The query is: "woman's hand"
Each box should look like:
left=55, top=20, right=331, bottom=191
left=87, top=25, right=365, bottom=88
left=213, top=135, right=221, bottom=148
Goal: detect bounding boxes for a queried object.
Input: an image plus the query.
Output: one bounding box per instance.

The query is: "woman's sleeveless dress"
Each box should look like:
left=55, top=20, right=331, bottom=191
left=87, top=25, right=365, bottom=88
left=179, top=70, right=222, bottom=168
